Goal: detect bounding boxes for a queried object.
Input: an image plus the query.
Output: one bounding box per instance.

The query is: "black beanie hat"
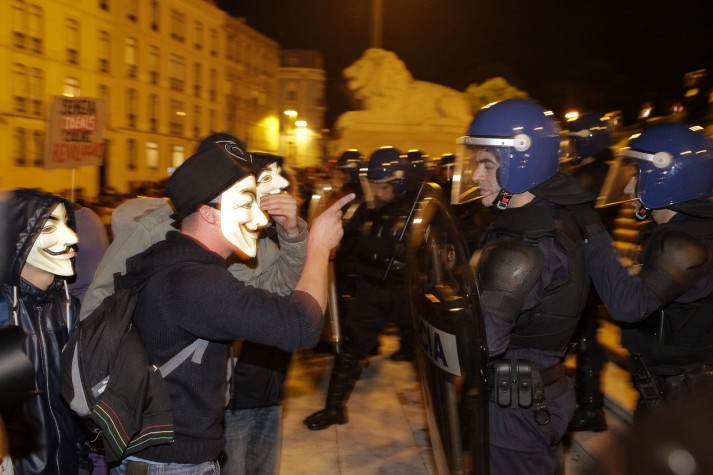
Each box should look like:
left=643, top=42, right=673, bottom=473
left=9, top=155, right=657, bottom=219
left=250, top=151, right=285, bottom=173
left=195, top=132, right=240, bottom=153
left=167, top=139, right=254, bottom=221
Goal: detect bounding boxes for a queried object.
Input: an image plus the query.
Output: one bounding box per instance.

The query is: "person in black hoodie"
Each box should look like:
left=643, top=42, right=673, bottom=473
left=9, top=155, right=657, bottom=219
left=111, top=138, right=352, bottom=474
left=222, top=151, right=299, bottom=475
left=0, top=188, right=90, bottom=475
left=580, top=123, right=713, bottom=422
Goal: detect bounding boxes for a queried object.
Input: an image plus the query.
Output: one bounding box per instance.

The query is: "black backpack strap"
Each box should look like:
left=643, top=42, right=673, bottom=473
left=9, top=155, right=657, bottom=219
left=113, top=272, right=124, bottom=293
left=158, top=339, right=209, bottom=377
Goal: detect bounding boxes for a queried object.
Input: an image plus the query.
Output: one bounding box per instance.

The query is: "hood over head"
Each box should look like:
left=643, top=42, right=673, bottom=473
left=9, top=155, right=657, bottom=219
left=5, top=188, right=75, bottom=286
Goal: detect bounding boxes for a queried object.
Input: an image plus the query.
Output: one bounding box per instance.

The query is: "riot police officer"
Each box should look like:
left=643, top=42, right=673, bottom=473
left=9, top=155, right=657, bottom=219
left=457, top=99, right=595, bottom=473
left=562, top=112, right=618, bottom=432
left=405, top=149, right=429, bottom=192
left=580, top=123, right=713, bottom=420
left=334, top=149, right=365, bottom=200
left=303, top=147, right=416, bottom=430
left=434, top=152, right=456, bottom=197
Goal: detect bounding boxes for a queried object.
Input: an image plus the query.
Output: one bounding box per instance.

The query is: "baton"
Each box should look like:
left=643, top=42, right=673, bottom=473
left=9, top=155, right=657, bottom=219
left=382, top=182, right=426, bottom=283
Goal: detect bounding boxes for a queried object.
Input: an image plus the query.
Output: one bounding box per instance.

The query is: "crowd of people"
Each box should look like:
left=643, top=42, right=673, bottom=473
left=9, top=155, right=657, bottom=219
left=1, top=97, right=712, bottom=475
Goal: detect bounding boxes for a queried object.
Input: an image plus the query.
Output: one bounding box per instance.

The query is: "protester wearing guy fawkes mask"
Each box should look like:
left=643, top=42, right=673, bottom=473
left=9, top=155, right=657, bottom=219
left=110, top=138, right=351, bottom=474
left=222, top=151, right=305, bottom=475
left=79, top=136, right=311, bottom=474
left=0, top=188, right=92, bottom=475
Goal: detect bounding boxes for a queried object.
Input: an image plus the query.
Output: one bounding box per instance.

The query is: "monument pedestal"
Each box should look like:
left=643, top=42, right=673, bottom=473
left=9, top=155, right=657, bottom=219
left=332, top=120, right=468, bottom=158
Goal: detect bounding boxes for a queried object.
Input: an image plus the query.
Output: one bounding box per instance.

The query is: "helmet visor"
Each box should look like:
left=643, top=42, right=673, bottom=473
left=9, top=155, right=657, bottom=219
left=452, top=137, right=503, bottom=204
left=595, top=153, right=638, bottom=208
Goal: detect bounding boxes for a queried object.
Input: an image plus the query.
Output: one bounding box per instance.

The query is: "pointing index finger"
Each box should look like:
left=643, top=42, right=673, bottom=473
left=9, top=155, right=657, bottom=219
left=326, top=193, right=356, bottom=213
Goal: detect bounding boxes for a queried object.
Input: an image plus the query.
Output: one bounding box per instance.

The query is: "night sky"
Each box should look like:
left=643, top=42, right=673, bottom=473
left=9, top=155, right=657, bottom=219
left=217, top=0, right=713, bottom=128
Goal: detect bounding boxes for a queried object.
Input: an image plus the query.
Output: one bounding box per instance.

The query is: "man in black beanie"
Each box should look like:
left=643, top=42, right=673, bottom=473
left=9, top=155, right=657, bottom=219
left=110, top=137, right=354, bottom=474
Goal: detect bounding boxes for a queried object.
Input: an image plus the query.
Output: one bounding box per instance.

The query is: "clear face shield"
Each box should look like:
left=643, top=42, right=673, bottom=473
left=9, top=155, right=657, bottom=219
left=594, top=152, right=639, bottom=210
left=452, top=137, right=506, bottom=205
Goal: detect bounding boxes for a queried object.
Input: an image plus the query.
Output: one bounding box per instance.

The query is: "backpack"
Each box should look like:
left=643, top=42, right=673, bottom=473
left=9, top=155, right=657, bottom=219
left=60, top=273, right=208, bottom=463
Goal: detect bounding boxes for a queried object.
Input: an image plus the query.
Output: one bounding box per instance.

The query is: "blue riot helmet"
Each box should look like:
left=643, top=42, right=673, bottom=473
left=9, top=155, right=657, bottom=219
left=366, top=146, right=409, bottom=198
left=454, top=99, right=560, bottom=207
left=335, top=149, right=363, bottom=185
left=564, top=113, right=611, bottom=164
left=405, top=149, right=428, bottom=184
left=621, top=123, right=713, bottom=219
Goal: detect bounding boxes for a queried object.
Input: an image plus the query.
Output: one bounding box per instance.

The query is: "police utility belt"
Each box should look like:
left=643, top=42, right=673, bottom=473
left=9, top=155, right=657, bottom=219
left=487, top=359, right=568, bottom=425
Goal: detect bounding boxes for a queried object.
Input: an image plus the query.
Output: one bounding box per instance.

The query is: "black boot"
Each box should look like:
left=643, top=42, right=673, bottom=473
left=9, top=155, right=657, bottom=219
left=304, top=351, right=362, bottom=431
left=570, top=335, right=607, bottom=432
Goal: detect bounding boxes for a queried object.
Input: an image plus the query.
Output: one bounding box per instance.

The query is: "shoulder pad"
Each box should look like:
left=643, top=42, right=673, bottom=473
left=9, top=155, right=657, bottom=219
left=479, top=240, right=545, bottom=292
left=640, top=229, right=711, bottom=303
left=478, top=240, right=545, bottom=323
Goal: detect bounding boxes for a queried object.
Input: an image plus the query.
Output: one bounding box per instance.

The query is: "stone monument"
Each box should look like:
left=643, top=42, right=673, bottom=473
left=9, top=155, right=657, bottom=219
left=332, top=48, right=472, bottom=158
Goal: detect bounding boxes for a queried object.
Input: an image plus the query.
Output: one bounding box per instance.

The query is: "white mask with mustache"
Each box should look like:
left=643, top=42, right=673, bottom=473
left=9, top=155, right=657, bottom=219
left=26, top=203, right=78, bottom=276
left=218, top=175, right=268, bottom=258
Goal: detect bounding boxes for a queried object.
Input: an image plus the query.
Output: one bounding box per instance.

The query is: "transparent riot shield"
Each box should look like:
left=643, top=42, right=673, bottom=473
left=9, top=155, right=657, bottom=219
left=407, top=183, right=489, bottom=475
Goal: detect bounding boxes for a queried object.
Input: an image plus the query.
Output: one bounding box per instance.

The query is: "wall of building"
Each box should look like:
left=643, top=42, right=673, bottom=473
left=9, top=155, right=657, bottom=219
left=1, top=0, right=285, bottom=201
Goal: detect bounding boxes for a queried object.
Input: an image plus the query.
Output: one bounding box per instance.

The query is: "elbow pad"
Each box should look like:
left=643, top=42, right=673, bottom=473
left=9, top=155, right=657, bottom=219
left=477, top=240, right=545, bottom=324
left=639, top=230, right=710, bottom=305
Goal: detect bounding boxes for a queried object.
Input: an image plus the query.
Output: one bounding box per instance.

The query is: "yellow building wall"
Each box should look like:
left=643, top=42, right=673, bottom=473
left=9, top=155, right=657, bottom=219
left=1, top=0, right=282, bottom=201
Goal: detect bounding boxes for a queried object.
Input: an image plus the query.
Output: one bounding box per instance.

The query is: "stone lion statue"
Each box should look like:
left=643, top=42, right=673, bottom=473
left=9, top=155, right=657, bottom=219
left=336, top=48, right=471, bottom=129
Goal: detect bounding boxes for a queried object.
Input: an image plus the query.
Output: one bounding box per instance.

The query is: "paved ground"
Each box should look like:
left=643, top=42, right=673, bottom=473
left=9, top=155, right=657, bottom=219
left=278, top=326, right=636, bottom=474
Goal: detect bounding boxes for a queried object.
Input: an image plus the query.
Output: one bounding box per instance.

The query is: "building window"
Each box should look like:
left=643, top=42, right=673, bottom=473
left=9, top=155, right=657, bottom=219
left=150, top=0, right=160, bottom=31
left=193, top=63, right=201, bottom=98
left=193, top=105, right=201, bottom=138
left=146, top=141, right=159, bottom=170
left=15, top=128, right=27, bottom=166
left=171, top=144, right=184, bottom=168
left=209, top=68, right=217, bottom=101
left=169, top=54, right=185, bottom=91
left=194, top=21, right=202, bottom=50
left=125, top=37, right=137, bottom=78
left=148, top=45, right=160, bottom=85
left=127, top=138, right=137, bottom=170
left=66, top=18, right=80, bottom=65
left=170, top=10, right=185, bottom=42
left=63, top=76, right=80, bottom=97
left=126, top=88, right=137, bottom=128
left=98, top=30, right=111, bottom=73
left=210, top=28, right=218, bottom=57
left=169, top=99, right=185, bottom=136
left=30, top=68, right=43, bottom=116
left=12, top=1, right=27, bottom=49
left=13, top=64, right=28, bottom=113
left=98, top=84, right=110, bottom=126
left=33, top=130, right=44, bottom=166
left=149, top=94, right=159, bottom=132
left=29, top=5, right=43, bottom=53
left=127, top=0, right=138, bottom=21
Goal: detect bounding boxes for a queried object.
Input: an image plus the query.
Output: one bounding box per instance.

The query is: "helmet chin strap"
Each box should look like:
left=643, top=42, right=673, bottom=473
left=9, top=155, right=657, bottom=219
left=495, top=189, right=513, bottom=210
left=635, top=203, right=652, bottom=221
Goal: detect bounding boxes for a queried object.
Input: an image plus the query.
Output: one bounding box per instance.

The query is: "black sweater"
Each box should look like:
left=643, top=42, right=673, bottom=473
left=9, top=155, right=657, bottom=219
left=123, top=232, right=323, bottom=463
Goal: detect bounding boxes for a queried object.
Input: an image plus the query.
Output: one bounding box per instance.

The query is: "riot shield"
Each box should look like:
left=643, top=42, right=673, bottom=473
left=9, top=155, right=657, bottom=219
left=407, top=183, right=489, bottom=475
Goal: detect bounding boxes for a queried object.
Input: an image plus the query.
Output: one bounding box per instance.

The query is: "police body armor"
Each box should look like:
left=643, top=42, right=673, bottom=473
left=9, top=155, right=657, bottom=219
left=348, top=196, right=412, bottom=284
left=480, top=203, right=588, bottom=353
left=623, top=214, right=713, bottom=372
left=407, top=184, right=488, bottom=475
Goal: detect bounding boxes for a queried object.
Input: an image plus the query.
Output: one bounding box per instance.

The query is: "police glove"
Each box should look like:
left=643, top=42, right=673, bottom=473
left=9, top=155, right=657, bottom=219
left=570, top=203, right=607, bottom=241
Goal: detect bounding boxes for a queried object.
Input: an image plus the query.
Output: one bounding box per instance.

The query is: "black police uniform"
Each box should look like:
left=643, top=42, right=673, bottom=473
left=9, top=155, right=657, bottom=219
left=585, top=200, right=713, bottom=418
left=477, top=173, right=593, bottom=473
left=304, top=193, right=415, bottom=430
